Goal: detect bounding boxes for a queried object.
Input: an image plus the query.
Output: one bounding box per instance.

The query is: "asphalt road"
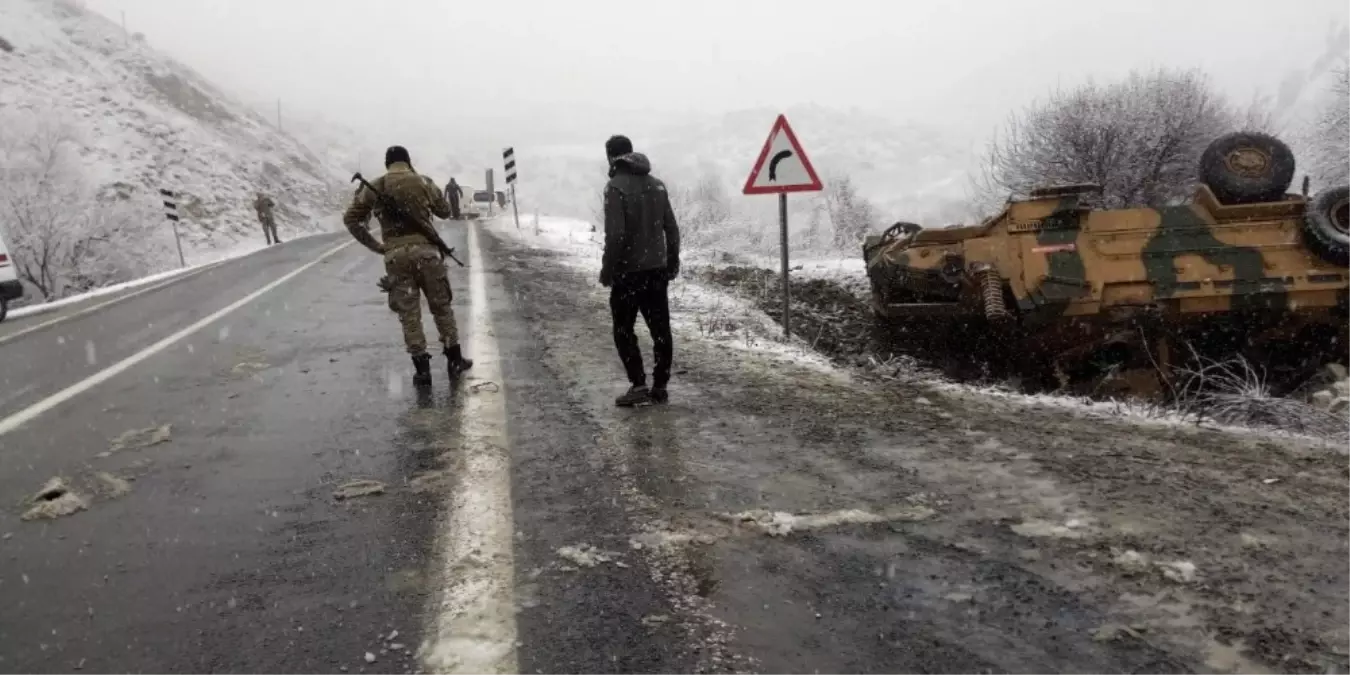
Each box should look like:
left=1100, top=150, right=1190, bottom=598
left=0, top=231, right=457, bottom=673
left=1, top=219, right=1345, bottom=674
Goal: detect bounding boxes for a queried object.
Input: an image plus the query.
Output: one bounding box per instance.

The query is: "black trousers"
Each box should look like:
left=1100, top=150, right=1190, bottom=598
left=609, top=269, right=673, bottom=388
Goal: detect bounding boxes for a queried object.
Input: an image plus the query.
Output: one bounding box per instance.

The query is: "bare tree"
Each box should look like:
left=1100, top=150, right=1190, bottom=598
left=0, top=117, right=88, bottom=299
left=0, top=114, right=170, bottom=301
left=665, top=167, right=732, bottom=248
left=823, top=173, right=878, bottom=250
left=805, top=200, right=826, bottom=250
left=1309, top=61, right=1349, bottom=188
left=665, top=184, right=691, bottom=226
left=685, top=171, right=730, bottom=240
left=977, top=68, right=1267, bottom=210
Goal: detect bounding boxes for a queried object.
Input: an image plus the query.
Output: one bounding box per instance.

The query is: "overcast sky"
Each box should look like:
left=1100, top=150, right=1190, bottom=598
left=84, top=0, right=1348, bottom=147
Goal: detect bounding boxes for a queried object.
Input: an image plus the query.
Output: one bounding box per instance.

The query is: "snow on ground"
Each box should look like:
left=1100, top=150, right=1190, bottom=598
left=690, top=250, right=872, bottom=300
left=486, top=213, right=1346, bottom=444
left=485, top=215, right=842, bottom=375
left=7, top=265, right=204, bottom=321
left=187, top=218, right=343, bottom=266
left=0, top=0, right=348, bottom=304
left=6, top=229, right=335, bottom=322
left=933, top=379, right=1344, bottom=448
left=492, top=214, right=602, bottom=272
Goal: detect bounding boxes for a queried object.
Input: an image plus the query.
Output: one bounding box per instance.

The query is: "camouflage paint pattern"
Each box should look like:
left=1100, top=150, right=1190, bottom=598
left=342, top=162, right=453, bottom=253
left=865, top=184, right=1347, bottom=329
left=254, top=193, right=278, bottom=242
left=384, top=243, right=458, bottom=355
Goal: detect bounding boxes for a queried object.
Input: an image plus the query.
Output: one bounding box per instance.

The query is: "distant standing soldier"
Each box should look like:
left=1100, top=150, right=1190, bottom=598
left=254, top=192, right=281, bottom=245
left=343, top=146, right=473, bottom=386
left=444, top=177, right=463, bottom=220
left=599, top=134, right=681, bottom=407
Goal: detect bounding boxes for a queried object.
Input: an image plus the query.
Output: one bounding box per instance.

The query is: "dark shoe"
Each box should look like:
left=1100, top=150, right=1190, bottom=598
left=650, top=386, right=668, bottom=404
left=615, top=385, right=652, bottom=407
left=412, top=353, right=433, bottom=387
left=445, top=344, right=474, bottom=378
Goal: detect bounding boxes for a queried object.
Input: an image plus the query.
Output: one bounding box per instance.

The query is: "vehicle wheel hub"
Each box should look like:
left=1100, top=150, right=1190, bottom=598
left=1330, top=197, right=1349, bottom=235
left=1224, top=147, right=1271, bottom=178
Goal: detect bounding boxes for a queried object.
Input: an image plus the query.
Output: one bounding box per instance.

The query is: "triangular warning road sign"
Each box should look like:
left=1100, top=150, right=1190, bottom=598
left=743, top=114, right=823, bottom=195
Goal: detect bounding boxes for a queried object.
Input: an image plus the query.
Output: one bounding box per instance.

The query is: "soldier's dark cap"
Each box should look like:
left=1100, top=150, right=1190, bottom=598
left=605, top=135, right=633, bottom=159
left=385, top=145, right=412, bottom=167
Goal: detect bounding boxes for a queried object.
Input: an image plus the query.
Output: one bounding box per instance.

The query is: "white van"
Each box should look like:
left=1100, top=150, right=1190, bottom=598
left=0, top=228, right=22, bottom=322
left=455, top=185, right=499, bottom=219
left=471, top=189, right=496, bottom=215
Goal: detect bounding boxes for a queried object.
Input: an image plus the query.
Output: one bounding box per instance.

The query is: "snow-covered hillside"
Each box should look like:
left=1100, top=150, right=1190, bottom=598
left=0, top=0, right=349, bottom=293
left=646, top=104, right=978, bottom=219
left=492, top=104, right=981, bottom=230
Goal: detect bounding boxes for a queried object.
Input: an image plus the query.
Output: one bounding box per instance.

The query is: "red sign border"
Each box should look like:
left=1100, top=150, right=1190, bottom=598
left=742, top=114, right=824, bottom=195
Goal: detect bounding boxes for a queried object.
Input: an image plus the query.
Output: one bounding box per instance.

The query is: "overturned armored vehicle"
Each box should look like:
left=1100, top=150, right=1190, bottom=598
left=863, top=132, right=1349, bottom=394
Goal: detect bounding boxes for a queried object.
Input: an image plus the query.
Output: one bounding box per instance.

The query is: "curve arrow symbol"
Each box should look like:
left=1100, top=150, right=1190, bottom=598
left=768, top=150, right=793, bottom=181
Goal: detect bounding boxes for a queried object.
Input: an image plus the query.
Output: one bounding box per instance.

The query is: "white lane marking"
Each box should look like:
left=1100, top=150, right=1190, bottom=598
left=0, top=261, right=227, bottom=346
left=0, top=241, right=353, bottom=438
left=422, top=221, right=517, bottom=673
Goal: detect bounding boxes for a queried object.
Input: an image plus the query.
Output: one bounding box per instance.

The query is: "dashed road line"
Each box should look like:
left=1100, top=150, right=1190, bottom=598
left=0, top=260, right=227, bottom=346
left=0, top=241, right=353, bottom=439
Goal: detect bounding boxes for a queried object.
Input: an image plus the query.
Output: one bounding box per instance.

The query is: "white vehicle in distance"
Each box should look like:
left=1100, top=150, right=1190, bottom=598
left=454, top=184, right=482, bottom=220
left=0, top=227, right=23, bottom=322
left=471, top=189, right=496, bottom=216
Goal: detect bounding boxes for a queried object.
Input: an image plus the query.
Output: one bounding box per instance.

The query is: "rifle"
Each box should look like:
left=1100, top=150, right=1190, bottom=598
left=351, top=172, right=465, bottom=267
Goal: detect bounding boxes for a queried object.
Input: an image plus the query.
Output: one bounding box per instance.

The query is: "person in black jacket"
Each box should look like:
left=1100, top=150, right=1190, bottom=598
left=600, top=134, right=681, bottom=407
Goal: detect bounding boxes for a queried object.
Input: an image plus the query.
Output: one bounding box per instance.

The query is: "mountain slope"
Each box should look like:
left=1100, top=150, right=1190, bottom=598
left=0, top=0, right=347, bottom=268
left=507, top=104, right=980, bottom=231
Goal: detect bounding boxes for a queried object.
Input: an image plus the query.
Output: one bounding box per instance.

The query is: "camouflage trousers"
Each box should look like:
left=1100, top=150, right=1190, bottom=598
left=259, top=215, right=279, bottom=244
left=384, top=243, right=459, bottom=355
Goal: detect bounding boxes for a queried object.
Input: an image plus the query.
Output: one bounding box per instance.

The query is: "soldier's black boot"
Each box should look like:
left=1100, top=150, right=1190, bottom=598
left=615, top=384, right=652, bottom=407
left=411, top=353, right=433, bottom=387
left=445, top=344, right=474, bottom=378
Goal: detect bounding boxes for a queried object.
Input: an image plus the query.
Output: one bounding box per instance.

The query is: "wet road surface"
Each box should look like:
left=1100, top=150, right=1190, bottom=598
left=0, top=233, right=454, bottom=672
left=1, top=219, right=1346, bottom=673
left=479, top=235, right=1188, bottom=675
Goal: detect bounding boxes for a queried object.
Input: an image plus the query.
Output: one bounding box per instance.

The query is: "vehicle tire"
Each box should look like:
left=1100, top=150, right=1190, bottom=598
left=1303, top=185, right=1350, bottom=266
left=1198, top=131, right=1296, bottom=205
left=0, top=297, right=7, bottom=323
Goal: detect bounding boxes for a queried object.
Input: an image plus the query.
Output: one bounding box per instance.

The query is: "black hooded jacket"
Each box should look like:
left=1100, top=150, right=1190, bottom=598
left=601, top=152, right=681, bottom=282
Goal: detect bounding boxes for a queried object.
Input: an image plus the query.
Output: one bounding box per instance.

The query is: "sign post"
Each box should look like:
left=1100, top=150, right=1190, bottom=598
left=160, top=188, right=186, bottom=268
left=742, top=114, right=824, bottom=338
left=503, top=147, right=520, bottom=230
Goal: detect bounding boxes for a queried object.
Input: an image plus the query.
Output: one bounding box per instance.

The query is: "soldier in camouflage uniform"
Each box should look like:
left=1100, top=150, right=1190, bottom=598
left=342, top=146, right=472, bottom=386
left=254, top=192, right=281, bottom=245
left=444, top=177, right=463, bottom=220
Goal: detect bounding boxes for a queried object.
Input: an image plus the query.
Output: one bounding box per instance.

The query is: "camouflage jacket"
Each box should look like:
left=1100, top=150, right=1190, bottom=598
left=254, top=195, right=275, bottom=216
left=601, top=152, right=681, bottom=282
left=342, top=162, right=452, bottom=253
